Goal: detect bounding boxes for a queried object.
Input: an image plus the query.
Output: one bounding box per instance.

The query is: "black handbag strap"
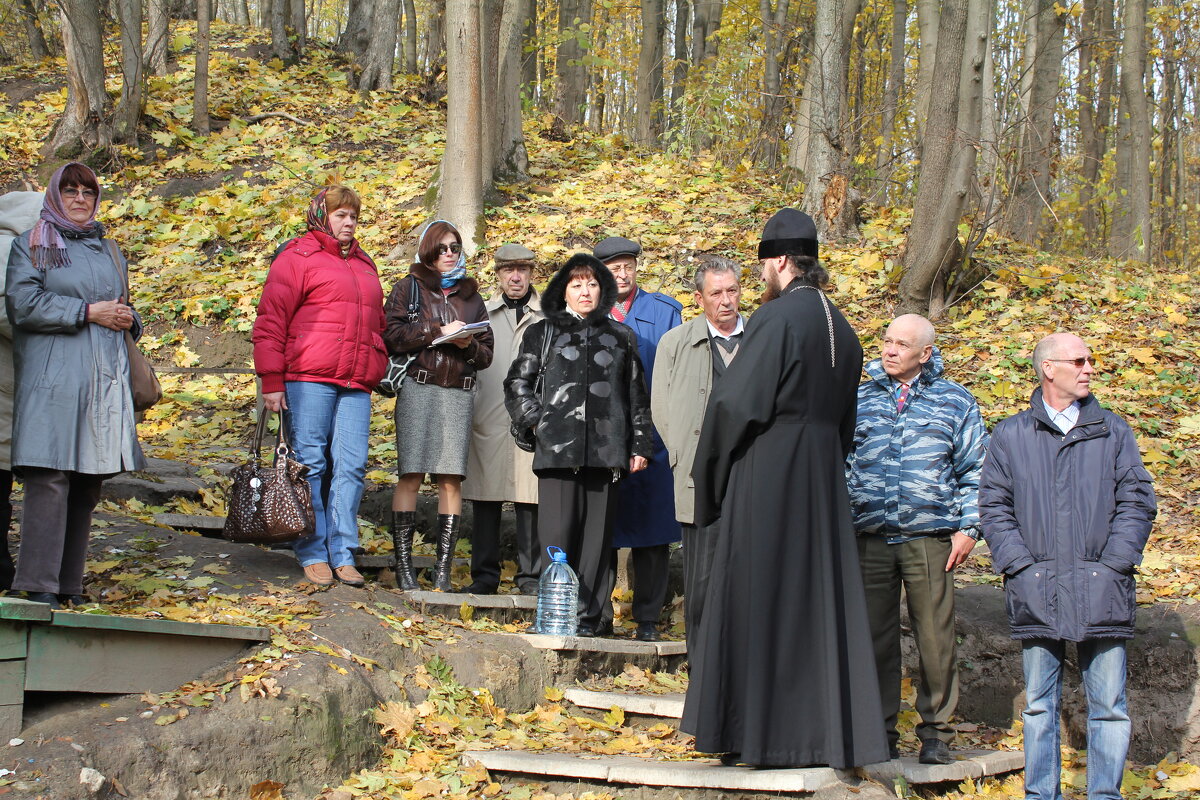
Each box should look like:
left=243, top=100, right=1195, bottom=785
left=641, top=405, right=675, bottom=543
left=534, top=321, right=554, bottom=401
left=406, top=275, right=421, bottom=321
left=251, top=410, right=291, bottom=466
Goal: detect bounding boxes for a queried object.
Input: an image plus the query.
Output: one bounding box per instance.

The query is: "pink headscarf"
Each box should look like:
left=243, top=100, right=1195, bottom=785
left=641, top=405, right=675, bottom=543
left=28, top=162, right=103, bottom=271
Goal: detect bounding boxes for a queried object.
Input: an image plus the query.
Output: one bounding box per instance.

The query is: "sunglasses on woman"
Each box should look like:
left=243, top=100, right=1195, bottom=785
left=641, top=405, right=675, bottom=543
left=436, top=242, right=463, bottom=256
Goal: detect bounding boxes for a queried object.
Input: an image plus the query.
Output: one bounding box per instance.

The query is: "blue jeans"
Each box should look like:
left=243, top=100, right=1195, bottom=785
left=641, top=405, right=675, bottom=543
left=284, top=382, right=372, bottom=569
left=1022, top=639, right=1129, bottom=800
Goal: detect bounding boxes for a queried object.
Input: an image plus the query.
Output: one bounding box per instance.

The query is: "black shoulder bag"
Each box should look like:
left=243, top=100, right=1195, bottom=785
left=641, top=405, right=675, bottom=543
left=377, top=277, right=422, bottom=398
left=512, top=321, right=555, bottom=453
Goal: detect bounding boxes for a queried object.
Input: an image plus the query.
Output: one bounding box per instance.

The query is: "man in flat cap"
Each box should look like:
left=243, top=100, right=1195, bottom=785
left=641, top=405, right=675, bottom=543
left=680, top=209, right=888, bottom=768
left=461, top=244, right=544, bottom=595
left=594, top=235, right=682, bottom=641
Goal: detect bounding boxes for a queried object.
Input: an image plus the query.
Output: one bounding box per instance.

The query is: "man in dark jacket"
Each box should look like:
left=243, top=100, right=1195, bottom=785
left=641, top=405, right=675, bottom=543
left=980, top=332, right=1156, bottom=800
left=847, top=314, right=987, bottom=765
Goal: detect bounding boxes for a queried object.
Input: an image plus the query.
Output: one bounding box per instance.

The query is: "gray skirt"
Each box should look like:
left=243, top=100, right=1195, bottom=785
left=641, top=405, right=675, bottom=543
left=394, top=379, right=475, bottom=477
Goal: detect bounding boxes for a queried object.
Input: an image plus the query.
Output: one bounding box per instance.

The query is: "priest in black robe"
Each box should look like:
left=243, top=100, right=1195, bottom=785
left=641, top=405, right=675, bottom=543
left=680, top=208, right=889, bottom=769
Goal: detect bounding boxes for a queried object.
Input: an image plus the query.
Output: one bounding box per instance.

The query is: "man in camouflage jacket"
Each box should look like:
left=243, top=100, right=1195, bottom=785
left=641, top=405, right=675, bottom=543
left=845, top=314, right=988, bottom=764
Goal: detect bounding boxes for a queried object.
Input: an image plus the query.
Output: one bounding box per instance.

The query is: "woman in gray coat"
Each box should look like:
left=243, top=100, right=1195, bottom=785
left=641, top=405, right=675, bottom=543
left=5, top=162, right=146, bottom=608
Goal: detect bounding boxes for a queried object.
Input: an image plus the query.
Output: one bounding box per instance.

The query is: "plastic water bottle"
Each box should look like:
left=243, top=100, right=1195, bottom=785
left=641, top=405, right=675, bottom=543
left=535, top=546, right=579, bottom=636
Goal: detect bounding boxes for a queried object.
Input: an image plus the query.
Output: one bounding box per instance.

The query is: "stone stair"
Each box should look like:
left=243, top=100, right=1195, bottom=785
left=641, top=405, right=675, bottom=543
left=463, top=686, right=1025, bottom=796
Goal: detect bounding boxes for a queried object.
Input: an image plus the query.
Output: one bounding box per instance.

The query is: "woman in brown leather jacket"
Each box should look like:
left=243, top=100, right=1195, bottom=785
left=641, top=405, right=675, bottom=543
left=383, top=220, right=494, bottom=591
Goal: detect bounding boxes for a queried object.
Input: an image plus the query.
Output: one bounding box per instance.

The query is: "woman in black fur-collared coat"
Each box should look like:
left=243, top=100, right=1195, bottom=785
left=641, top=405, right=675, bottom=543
left=504, top=253, right=653, bottom=635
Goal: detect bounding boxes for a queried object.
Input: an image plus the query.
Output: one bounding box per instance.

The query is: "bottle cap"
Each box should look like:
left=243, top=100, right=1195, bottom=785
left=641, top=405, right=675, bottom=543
left=546, top=545, right=567, bottom=563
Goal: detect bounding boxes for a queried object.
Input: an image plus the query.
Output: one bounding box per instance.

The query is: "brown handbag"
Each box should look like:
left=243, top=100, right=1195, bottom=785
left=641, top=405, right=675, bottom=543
left=222, top=412, right=317, bottom=545
left=105, top=240, right=162, bottom=412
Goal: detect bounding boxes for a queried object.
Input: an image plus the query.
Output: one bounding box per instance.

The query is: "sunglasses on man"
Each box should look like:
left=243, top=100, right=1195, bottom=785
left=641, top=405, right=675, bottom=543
left=1046, top=356, right=1097, bottom=368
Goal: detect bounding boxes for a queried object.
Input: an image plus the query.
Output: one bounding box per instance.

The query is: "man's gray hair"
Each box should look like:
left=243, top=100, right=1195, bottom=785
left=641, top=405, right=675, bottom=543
left=1031, top=335, right=1062, bottom=382
left=693, top=255, right=741, bottom=292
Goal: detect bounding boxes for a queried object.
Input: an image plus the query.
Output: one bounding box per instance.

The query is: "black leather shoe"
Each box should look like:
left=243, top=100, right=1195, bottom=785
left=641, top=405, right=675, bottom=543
left=719, top=752, right=742, bottom=767
left=518, top=582, right=540, bottom=596
left=26, top=592, right=61, bottom=609
left=594, top=620, right=614, bottom=637
left=432, top=513, right=460, bottom=592
left=575, top=624, right=596, bottom=637
left=59, top=594, right=91, bottom=607
left=463, top=582, right=498, bottom=595
left=919, top=739, right=953, bottom=765
left=635, top=622, right=662, bottom=642
left=888, top=743, right=900, bottom=760
left=390, top=511, right=419, bottom=591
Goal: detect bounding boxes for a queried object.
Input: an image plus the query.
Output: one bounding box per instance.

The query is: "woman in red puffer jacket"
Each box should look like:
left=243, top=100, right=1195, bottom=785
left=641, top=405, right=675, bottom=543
left=253, top=185, right=387, bottom=588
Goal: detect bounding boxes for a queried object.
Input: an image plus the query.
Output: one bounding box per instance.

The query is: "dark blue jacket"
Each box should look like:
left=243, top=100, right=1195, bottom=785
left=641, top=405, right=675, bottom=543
left=612, top=287, right=683, bottom=548
left=979, top=389, right=1156, bottom=641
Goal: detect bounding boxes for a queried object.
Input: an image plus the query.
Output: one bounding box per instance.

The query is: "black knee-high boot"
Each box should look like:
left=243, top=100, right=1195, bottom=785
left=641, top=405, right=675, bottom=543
left=433, top=513, right=460, bottom=592
left=391, top=511, right=419, bottom=591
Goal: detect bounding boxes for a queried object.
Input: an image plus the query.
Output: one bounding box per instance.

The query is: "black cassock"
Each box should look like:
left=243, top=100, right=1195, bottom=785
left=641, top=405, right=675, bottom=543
left=679, top=280, right=889, bottom=769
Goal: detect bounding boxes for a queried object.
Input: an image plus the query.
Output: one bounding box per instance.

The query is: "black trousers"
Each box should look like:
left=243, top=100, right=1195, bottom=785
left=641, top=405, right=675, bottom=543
left=470, top=500, right=540, bottom=591
left=681, top=521, right=718, bottom=637
left=0, top=469, right=13, bottom=591
left=12, top=468, right=105, bottom=595
left=606, top=544, right=671, bottom=626
left=537, top=468, right=618, bottom=628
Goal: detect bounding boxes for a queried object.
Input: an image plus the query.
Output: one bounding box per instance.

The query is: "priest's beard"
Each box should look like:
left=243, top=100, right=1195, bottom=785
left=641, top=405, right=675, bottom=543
left=762, top=268, right=783, bottom=303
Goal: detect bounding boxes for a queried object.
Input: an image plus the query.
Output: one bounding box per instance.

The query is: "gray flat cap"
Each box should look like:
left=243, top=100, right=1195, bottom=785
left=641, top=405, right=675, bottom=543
left=593, top=236, right=641, bottom=262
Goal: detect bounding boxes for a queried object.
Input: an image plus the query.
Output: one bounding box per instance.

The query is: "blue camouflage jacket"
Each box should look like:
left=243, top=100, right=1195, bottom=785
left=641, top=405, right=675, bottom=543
left=846, top=347, right=988, bottom=538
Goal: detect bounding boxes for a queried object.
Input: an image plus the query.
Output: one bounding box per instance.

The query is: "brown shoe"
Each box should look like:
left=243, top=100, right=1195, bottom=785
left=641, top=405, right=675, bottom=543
left=303, top=562, right=334, bottom=585
left=334, top=565, right=365, bottom=587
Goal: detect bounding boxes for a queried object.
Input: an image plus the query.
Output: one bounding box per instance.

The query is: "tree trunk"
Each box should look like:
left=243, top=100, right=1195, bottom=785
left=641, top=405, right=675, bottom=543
left=194, top=0, right=210, bottom=134
left=896, top=0, right=971, bottom=317
left=440, top=0, right=484, bottom=250
left=270, top=0, right=292, bottom=61
left=999, top=0, right=1064, bottom=245
left=355, top=0, right=399, bottom=91
left=425, top=0, right=446, bottom=75
left=635, top=0, right=664, bottom=146
left=113, top=0, right=143, bottom=143
left=338, top=0, right=373, bottom=58
left=17, top=0, right=51, bottom=60
left=401, top=0, right=417, bottom=72
left=1077, top=0, right=1114, bottom=247
left=755, top=0, right=790, bottom=168
left=522, top=0, right=538, bottom=94
left=554, top=0, right=593, bottom=126
left=691, top=0, right=722, bottom=64
left=1110, top=0, right=1151, bottom=261
left=479, top=0, right=501, bottom=185
left=911, top=0, right=939, bottom=144
left=801, top=0, right=858, bottom=241
left=146, top=0, right=170, bottom=75
left=872, top=0, right=906, bottom=204
left=493, top=0, right=529, bottom=180
left=49, top=0, right=113, bottom=162
left=289, top=0, right=307, bottom=57
left=668, top=0, right=688, bottom=132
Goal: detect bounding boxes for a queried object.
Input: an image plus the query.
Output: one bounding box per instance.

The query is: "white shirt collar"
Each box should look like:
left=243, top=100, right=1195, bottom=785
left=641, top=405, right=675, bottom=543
left=1043, top=398, right=1081, bottom=433
left=707, top=315, right=744, bottom=340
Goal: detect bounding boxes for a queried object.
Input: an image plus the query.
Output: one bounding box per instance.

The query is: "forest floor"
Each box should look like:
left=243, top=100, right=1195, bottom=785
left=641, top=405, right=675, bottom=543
left=3, top=21, right=1200, bottom=800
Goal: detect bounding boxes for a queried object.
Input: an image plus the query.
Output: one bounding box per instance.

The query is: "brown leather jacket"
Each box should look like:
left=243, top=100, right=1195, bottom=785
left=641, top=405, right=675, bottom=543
left=383, top=261, right=494, bottom=390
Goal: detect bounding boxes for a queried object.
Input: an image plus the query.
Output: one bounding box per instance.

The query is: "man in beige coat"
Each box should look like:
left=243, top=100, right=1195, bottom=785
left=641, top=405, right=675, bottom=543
left=651, top=256, right=743, bottom=636
left=461, top=244, right=544, bottom=595
left=0, top=192, right=44, bottom=590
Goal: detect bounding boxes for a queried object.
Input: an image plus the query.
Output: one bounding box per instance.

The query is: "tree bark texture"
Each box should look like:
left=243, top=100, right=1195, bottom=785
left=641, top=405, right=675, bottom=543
left=425, top=0, right=446, bottom=74
left=479, top=0, right=501, bottom=185
left=1076, top=0, right=1114, bottom=245
left=193, top=0, right=211, bottom=134
left=691, top=0, right=722, bottom=64
left=355, top=0, right=399, bottom=91
left=493, top=0, right=530, bottom=180
left=338, top=0, right=373, bottom=59
left=18, top=0, right=51, bottom=60
left=1110, top=0, right=1151, bottom=261
left=801, top=0, right=859, bottom=241
left=755, top=0, right=790, bottom=168
left=401, top=0, right=417, bottom=72
left=146, top=0, right=170, bottom=75
left=999, top=0, right=1064, bottom=245
left=440, top=0, right=484, bottom=251
left=872, top=0, right=906, bottom=203
left=668, top=0, right=689, bottom=130
left=289, top=0, right=307, bottom=56
left=912, top=0, right=939, bottom=146
left=554, top=0, right=593, bottom=125
left=897, top=0, right=969, bottom=316
left=49, top=0, right=113, bottom=161
left=635, top=0, right=665, bottom=145
left=113, top=0, right=143, bottom=144
left=269, top=0, right=292, bottom=61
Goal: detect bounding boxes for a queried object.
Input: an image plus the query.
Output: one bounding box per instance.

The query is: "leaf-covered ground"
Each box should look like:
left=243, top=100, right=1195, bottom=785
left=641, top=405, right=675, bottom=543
left=4, top=22, right=1200, bottom=799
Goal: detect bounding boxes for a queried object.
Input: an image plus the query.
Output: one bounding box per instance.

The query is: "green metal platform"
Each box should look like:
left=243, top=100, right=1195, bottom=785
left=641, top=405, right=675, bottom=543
left=0, top=597, right=269, bottom=737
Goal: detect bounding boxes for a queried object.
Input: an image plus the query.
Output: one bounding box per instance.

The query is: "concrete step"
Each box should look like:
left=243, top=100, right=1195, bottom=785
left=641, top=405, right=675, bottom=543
left=461, top=751, right=842, bottom=792
left=463, top=747, right=1025, bottom=794
left=400, top=589, right=538, bottom=623
left=562, top=688, right=684, bottom=720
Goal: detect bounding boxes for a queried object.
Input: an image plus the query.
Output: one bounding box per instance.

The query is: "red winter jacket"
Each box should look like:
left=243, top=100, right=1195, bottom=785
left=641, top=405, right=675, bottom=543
left=253, top=230, right=388, bottom=394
